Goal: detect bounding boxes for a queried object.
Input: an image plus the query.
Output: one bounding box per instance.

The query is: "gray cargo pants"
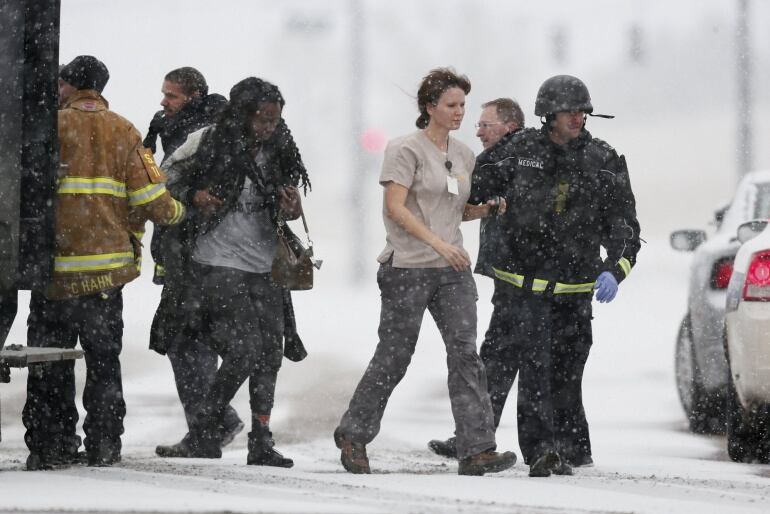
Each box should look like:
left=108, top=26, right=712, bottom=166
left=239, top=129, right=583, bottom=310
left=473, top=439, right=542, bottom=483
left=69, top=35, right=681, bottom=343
left=337, top=264, right=496, bottom=459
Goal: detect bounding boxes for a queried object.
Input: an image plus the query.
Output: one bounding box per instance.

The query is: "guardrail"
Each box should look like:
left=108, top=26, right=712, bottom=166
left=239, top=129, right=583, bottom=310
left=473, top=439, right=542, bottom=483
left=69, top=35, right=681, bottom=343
left=0, top=345, right=84, bottom=442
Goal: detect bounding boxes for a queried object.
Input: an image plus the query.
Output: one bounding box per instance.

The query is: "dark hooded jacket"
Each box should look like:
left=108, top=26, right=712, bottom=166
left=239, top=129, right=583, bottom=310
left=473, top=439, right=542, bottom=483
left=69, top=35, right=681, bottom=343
left=470, top=126, right=640, bottom=287
left=148, top=118, right=310, bottom=355
left=160, top=118, right=310, bottom=283
left=172, top=118, right=309, bottom=236
left=144, top=93, right=226, bottom=281
left=143, top=93, right=227, bottom=164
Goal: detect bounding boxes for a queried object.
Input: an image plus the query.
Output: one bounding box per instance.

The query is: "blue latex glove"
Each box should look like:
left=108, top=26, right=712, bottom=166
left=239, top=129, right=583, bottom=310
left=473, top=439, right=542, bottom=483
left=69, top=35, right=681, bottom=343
left=594, top=271, right=618, bottom=303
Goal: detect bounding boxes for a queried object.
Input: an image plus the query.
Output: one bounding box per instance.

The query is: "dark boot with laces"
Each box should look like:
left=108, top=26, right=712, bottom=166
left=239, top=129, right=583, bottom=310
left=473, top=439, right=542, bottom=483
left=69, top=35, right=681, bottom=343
left=458, top=449, right=517, bottom=476
left=247, top=427, right=293, bottom=468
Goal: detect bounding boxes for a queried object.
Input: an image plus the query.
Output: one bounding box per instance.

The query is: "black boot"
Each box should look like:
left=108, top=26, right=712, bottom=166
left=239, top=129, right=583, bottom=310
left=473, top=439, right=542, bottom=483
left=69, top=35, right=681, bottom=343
left=428, top=436, right=458, bottom=459
left=247, top=428, right=293, bottom=468
left=529, top=450, right=572, bottom=477
left=159, top=415, right=223, bottom=459
left=26, top=434, right=80, bottom=471
left=86, top=439, right=121, bottom=467
left=61, top=434, right=86, bottom=465
left=219, top=411, right=245, bottom=448
left=157, top=433, right=199, bottom=458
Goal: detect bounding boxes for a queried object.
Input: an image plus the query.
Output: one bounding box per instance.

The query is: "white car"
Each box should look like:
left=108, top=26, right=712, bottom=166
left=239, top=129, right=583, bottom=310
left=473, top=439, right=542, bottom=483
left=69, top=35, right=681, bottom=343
left=724, top=219, right=770, bottom=463
left=671, top=170, right=770, bottom=434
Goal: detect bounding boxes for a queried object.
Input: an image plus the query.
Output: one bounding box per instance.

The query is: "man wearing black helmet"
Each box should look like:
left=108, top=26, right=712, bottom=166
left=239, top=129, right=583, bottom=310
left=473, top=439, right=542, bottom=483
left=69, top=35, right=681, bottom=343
left=469, top=75, right=641, bottom=477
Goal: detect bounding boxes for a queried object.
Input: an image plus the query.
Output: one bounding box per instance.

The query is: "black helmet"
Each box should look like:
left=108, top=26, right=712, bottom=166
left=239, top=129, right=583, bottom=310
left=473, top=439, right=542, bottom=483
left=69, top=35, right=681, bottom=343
left=534, top=75, right=593, bottom=117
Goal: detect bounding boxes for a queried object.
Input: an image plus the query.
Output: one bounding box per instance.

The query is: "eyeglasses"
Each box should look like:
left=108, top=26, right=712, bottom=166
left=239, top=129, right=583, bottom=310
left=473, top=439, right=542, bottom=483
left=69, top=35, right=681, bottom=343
left=475, top=121, right=502, bottom=129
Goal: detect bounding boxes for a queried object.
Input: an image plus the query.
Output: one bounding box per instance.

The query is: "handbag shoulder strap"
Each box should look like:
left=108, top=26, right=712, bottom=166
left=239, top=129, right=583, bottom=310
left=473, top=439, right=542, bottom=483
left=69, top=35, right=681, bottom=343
left=276, top=210, right=312, bottom=248
left=300, top=211, right=310, bottom=238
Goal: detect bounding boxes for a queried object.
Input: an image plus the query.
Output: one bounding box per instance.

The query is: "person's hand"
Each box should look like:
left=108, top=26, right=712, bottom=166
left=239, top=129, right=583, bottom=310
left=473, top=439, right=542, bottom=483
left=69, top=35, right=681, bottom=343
left=279, top=186, right=302, bottom=220
left=594, top=271, right=618, bottom=303
left=433, top=240, right=471, bottom=272
left=192, top=189, right=223, bottom=217
left=486, top=196, right=507, bottom=217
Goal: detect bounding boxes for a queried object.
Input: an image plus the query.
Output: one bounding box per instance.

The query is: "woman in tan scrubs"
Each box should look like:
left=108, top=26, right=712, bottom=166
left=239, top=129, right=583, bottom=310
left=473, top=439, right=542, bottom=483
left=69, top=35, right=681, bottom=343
left=334, top=68, right=516, bottom=476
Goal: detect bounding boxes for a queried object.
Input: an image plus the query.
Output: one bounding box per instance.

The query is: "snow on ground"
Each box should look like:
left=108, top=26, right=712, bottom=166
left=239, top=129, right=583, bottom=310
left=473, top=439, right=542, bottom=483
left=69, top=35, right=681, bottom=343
left=3, top=2, right=770, bottom=510
left=1, top=239, right=769, bottom=514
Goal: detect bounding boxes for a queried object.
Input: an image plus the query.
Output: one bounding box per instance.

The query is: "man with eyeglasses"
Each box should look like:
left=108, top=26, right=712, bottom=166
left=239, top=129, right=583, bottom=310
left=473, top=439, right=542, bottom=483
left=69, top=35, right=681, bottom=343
left=475, top=98, right=524, bottom=150
left=465, top=75, right=639, bottom=477
left=428, top=97, right=524, bottom=459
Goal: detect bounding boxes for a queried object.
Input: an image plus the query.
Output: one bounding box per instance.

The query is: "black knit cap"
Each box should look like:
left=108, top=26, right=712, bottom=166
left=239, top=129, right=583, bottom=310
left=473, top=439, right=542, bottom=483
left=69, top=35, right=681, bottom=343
left=59, top=55, right=110, bottom=93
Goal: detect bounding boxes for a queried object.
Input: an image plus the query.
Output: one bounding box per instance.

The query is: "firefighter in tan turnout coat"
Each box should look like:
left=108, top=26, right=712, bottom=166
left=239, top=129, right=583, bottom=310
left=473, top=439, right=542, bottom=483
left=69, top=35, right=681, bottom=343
left=23, top=55, right=185, bottom=470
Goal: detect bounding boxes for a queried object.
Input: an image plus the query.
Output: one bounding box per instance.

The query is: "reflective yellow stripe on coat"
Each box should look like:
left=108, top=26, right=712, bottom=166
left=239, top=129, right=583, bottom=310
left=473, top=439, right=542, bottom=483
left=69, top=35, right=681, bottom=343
left=493, top=267, right=596, bottom=294
left=618, top=257, right=632, bottom=277
left=54, top=252, right=135, bottom=273
left=58, top=177, right=127, bottom=198
left=128, top=183, right=169, bottom=206
left=168, top=199, right=186, bottom=224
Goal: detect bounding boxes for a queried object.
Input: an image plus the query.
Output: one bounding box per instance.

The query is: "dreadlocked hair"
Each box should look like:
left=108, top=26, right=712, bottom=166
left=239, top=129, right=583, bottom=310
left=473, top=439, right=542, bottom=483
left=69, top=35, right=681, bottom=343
left=209, top=77, right=310, bottom=194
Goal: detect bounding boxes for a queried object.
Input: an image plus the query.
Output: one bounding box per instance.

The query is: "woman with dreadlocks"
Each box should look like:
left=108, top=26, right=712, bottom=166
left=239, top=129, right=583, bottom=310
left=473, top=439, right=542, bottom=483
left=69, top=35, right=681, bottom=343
left=161, top=77, right=311, bottom=466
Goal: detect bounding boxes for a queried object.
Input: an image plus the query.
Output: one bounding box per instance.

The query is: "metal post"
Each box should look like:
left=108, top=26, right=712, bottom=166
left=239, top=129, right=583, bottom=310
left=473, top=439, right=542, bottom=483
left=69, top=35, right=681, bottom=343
left=736, top=0, right=752, bottom=178
left=349, top=0, right=366, bottom=283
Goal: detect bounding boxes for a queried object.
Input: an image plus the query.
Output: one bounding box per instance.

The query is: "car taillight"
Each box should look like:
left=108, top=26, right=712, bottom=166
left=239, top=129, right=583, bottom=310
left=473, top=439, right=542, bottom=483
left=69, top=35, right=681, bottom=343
left=711, top=258, right=734, bottom=289
left=742, top=250, right=770, bottom=301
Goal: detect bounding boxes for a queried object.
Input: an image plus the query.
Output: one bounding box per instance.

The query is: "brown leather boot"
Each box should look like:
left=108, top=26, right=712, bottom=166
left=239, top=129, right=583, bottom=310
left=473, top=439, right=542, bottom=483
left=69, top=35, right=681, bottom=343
left=334, top=427, right=370, bottom=474
left=458, top=449, right=517, bottom=476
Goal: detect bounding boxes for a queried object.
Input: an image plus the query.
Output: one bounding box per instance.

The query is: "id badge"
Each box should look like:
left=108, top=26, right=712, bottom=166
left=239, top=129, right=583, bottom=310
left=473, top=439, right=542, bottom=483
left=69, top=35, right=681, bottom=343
left=446, top=176, right=459, bottom=195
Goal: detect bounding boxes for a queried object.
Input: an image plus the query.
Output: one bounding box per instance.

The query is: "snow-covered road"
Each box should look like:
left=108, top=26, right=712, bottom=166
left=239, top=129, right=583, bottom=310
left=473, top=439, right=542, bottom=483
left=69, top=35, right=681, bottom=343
left=1, top=240, right=768, bottom=513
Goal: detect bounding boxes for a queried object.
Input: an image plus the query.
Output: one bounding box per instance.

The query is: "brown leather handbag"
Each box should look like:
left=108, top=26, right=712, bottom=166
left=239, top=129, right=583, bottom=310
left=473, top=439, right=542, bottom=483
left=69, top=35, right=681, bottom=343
left=272, top=212, right=315, bottom=291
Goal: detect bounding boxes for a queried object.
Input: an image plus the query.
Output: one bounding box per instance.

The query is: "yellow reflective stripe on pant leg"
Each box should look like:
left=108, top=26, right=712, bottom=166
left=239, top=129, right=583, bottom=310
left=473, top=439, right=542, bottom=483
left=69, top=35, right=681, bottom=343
left=54, top=252, right=135, bottom=272
left=532, top=278, right=548, bottom=292
left=619, top=258, right=632, bottom=277
left=57, top=177, right=127, bottom=198
left=553, top=282, right=596, bottom=294
left=492, top=267, right=524, bottom=287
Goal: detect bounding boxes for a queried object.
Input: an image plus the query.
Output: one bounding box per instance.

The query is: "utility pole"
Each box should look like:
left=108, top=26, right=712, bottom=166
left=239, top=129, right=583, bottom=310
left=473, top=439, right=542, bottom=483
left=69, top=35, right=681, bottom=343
left=349, top=0, right=366, bottom=283
left=736, top=0, right=752, bottom=178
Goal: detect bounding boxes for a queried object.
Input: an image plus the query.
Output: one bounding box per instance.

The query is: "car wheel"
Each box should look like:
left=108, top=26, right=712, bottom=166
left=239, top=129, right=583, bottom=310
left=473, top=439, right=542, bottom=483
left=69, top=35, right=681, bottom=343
left=726, top=373, right=760, bottom=463
left=674, top=315, right=724, bottom=434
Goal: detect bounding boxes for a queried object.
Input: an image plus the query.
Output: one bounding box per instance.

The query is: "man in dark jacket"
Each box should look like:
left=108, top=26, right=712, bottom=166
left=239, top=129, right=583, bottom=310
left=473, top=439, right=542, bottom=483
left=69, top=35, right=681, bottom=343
left=145, top=67, right=227, bottom=284
left=469, top=75, right=640, bottom=477
left=144, top=67, right=227, bottom=165
left=145, top=68, right=245, bottom=455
